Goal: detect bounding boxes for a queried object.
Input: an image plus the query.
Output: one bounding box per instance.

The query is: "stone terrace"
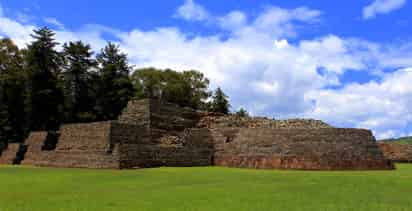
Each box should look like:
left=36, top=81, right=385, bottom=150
left=0, top=98, right=394, bottom=170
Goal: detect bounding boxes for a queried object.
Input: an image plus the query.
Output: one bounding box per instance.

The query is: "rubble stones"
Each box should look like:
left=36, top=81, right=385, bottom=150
left=378, top=142, right=412, bottom=163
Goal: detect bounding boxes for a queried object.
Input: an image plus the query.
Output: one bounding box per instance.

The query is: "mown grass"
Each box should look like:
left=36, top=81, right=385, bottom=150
left=0, top=164, right=412, bottom=211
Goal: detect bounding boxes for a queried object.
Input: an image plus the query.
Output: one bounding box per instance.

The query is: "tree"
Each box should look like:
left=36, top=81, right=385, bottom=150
left=25, top=27, right=64, bottom=131
left=182, top=70, right=211, bottom=109
left=0, top=38, right=27, bottom=143
left=131, top=67, right=164, bottom=99
left=0, top=86, right=11, bottom=147
left=210, top=87, right=230, bottom=114
left=62, top=41, right=97, bottom=122
left=131, top=68, right=211, bottom=109
left=235, top=108, right=249, bottom=118
left=95, top=42, right=134, bottom=120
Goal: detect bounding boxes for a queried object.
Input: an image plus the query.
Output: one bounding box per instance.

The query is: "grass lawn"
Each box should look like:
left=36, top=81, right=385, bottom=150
left=1, top=165, right=412, bottom=211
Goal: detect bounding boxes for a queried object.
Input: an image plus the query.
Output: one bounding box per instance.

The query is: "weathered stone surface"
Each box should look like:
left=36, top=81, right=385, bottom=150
left=20, top=132, right=48, bottom=165
left=0, top=143, right=20, bottom=165
left=378, top=143, right=412, bottom=163
left=0, top=99, right=394, bottom=170
left=212, top=128, right=393, bottom=170
left=22, top=122, right=120, bottom=169
left=196, top=114, right=332, bottom=129
left=119, top=99, right=201, bottom=131
left=117, top=128, right=213, bottom=169
left=19, top=120, right=213, bottom=169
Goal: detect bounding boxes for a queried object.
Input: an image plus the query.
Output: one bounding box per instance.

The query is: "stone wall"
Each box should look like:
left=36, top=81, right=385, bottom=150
left=21, top=132, right=48, bottom=165
left=119, top=99, right=332, bottom=130
left=22, top=122, right=120, bottom=169
left=18, top=120, right=214, bottom=169
left=212, top=128, right=393, bottom=170
left=118, top=99, right=201, bottom=131
left=118, top=99, right=151, bottom=127
left=378, top=143, right=412, bottom=163
left=0, top=143, right=20, bottom=165
left=0, top=99, right=394, bottom=170
left=116, top=127, right=213, bottom=168
left=197, top=114, right=332, bottom=129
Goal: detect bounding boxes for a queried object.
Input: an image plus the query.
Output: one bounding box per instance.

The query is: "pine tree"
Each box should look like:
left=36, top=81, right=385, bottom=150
left=0, top=38, right=27, bottom=143
left=95, top=42, right=134, bottom=120
left=235, top=108, right=249, bottom=117
left=210, top=87, right=230, bottom=114
left=0, top=85, right=11, bottom=147
left=62, top=41, right=97, bottom=122
left=25, top=27, right=64, bottom=131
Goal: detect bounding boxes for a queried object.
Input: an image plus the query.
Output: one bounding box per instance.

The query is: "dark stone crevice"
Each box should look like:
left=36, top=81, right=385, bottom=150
left=13, top=144, right=27, bottom=165
left=41, top=131, right=60, bottom=151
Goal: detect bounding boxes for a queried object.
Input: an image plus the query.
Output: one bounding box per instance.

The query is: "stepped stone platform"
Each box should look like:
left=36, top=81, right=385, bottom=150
left=0, top=99, right=394, bottom=170
left=378, top=142, right=412, bottom=163
left=0, top=143, right=21, bottom=165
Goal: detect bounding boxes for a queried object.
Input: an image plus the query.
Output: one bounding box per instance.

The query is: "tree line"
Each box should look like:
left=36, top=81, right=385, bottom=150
left=0, top=27, right=248, bottom=145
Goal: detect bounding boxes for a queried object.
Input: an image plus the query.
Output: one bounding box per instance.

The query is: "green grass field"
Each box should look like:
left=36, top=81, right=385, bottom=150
left=1, top=165, right=412, bottom=211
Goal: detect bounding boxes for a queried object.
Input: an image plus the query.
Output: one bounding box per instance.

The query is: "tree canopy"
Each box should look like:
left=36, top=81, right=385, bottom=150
left=131, top=68, right=211, bottom=109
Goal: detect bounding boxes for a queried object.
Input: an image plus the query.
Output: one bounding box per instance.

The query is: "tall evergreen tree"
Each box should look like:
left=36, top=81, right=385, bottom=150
left=210, top=87, right=230, bottom=114
left=0, top=38, right=27, bottom=144
left=62, top=41, right=97, bottom=122
left=0, top=85, right=11, bottom=147
left=235, top=108, right=249, bottom=118
left=95, top=42, right=134, bottom=120
left=25, top=27, right=64, bottom=131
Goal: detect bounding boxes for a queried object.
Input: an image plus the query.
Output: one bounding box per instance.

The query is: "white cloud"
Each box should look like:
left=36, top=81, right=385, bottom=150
left=306, top=68, right=412, bottom=139
left=218, top=6, right=321, bottom=39
left=174, top=0, right=209, bottom=21
left=363, top=0, right=407, bottom=19
left=218, top=11, right=247, bottom=31
left=0, top=16, right=35, bottom=47
left=44, top=17, right=65, bottom=29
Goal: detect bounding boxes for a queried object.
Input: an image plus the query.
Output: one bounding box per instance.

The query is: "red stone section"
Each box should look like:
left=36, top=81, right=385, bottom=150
left=378, top=143, right=412, bottom=163
left=212, top=128, right=394, bottom=170
left=0, top=143, right=20, bottom=165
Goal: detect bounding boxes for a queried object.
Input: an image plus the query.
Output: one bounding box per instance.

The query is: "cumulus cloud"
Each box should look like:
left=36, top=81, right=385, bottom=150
left=44, top=17, right=65, bottom=29
left=306, top=68, right=412, bottom=139
left=0, top=14, right=35, bottom=47
left=363, top=0, right=407, bottom=19
left=1, top=1, right=412, bottom=138
left=218, top=11, right=247, bottom=31
left=174, top=0, right=209, bottom=21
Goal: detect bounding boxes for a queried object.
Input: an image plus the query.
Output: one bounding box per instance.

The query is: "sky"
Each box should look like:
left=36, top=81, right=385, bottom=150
left=0, top=0, right=412, bottom=139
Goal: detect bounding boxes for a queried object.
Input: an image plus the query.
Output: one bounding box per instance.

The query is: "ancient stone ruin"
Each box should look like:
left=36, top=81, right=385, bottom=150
left=378, top=142, right=412, bottom=163
left=0, top=99, right=394, bottom=170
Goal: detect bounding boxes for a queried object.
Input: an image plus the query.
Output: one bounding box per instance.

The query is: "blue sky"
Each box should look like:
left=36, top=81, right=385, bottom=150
left=0, top=0, right=412, bottom=139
